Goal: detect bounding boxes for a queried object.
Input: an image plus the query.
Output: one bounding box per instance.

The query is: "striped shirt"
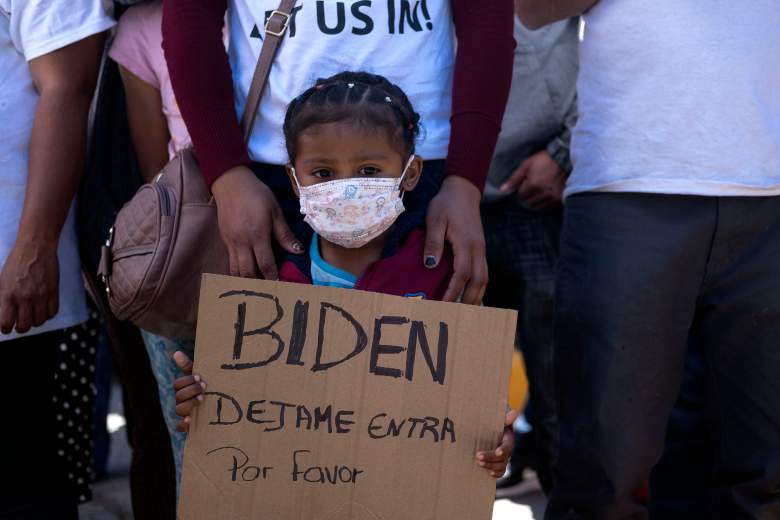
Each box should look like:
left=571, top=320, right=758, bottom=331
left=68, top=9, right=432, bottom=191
left=309, top=234, right=357, bottom=290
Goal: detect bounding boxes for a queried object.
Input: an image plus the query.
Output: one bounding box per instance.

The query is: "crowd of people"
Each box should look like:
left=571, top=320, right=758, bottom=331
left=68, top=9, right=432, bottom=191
left=1, top=0, right=778, bottom=519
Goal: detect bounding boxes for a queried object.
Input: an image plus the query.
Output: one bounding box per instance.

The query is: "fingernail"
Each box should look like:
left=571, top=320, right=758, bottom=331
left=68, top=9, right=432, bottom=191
left=184, top=417, right=190, bottom=423
left=197, top=395, right=203, bottom=401
left=500, top=183, right=509, bottom=191
left=293, top=242, right=305, bottom=253
left=496, top=449, right=503, bottom=457
left=425, top=256, right=437, bottom=268
left=479, top=462, right=485, bottom=467
left=194, top=375, right=201, bottom=382
left=200, top=382, right=207, bottom=390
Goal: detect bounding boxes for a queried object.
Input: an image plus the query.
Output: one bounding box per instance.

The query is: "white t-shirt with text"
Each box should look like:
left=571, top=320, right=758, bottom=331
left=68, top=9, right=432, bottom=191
left=228, top=0, right=455, bottom=165
left=0, top=0, right=114, bottom=341
left=567, top=1, right=780, bottom=198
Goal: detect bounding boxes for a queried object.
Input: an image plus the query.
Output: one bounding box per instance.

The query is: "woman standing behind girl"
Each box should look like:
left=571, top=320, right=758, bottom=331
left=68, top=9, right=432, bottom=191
left=162, top=0, right=515, bottom=306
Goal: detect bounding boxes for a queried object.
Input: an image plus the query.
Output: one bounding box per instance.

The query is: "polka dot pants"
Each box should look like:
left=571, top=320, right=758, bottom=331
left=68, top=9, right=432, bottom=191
left=52, top=311, right=101, bottom=504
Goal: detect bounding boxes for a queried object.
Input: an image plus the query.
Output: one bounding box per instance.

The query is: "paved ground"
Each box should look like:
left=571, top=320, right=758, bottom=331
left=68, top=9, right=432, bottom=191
left=78, top=384, right=133, bottom=520
left=494, top=477, right=547, bottom=519
left=79, top=385, right=546, bottom=519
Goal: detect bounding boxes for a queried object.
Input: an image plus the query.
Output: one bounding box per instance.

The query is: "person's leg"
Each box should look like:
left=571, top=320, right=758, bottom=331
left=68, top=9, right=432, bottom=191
left=53, top=316, right=102, bottom=504
left=85, top=268, right=177, bottom=520
left=91, top=331, right=113, bottom=481
left=482, top=199, right=561, bottom=494
left=695, top=196, right=780, bottom=519
left=649, top=329, right=715, bottom=519
left=483, top=199, right=530, bottom=485
left=0, top=496, right=78, bottom=520
left=0, top=331, right=79, bottom=520
left=515, top=206, right=562, bottom=494
left=547, top=193, right=715, bottom=520
left=107, top=318, right=177, bottom=519
left=139, top=329, right=196, bottom=495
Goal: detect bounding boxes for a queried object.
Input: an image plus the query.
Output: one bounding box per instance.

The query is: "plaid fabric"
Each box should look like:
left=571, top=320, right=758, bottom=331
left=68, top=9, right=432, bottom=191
left=482, top=198, right=561, bottom=317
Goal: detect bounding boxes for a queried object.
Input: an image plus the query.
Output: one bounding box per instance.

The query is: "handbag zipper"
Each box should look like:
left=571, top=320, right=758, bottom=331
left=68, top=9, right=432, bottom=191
left=154, top=182, right=172, bottom=216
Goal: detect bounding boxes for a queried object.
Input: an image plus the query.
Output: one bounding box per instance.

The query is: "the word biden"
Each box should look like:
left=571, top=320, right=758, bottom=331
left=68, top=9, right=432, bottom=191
left=217, top=290, right=449, bottom=385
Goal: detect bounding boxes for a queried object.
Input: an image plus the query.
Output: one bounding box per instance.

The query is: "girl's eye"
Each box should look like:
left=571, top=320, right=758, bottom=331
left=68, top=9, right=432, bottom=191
left=312, top=169, right=333, bottom=179
left=359, top=166, right=380, bottom=176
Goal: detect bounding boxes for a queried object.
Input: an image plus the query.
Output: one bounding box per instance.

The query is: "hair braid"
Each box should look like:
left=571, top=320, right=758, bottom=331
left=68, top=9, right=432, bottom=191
left=283, top=71, right=421, bottom=162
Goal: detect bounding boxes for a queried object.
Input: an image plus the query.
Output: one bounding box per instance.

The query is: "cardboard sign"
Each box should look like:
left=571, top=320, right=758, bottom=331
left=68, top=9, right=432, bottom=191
left=179, top=274, right=516, bottom=520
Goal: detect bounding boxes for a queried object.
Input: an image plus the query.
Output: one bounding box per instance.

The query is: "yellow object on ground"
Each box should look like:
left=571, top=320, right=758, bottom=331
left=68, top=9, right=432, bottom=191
left=508, top=350, right=529, bottom=411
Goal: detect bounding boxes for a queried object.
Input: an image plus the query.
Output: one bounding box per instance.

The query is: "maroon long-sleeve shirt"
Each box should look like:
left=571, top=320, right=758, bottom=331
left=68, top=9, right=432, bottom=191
left=162, top=0, right=514, bottom=191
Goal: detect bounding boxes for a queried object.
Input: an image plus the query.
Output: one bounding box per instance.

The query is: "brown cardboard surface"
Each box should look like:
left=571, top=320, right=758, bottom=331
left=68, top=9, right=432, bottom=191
left=179, top=274, right=517, bottom=520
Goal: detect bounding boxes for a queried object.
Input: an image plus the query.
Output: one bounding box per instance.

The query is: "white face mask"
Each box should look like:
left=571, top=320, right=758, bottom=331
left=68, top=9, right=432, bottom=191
left=291, top=156, right=415, bottom=249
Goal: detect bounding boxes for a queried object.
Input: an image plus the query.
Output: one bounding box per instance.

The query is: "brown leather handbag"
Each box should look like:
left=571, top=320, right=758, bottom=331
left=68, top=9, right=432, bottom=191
left=98, top=0, right=296, bottom=340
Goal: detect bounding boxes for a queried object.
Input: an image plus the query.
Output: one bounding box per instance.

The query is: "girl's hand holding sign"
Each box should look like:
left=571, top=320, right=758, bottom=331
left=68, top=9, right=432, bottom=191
left=173, top=351, right=516, bottom=479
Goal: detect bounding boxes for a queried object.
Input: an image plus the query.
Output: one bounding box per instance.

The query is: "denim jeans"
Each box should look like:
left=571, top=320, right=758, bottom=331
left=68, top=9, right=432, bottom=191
left=139, top=331, right=195, bottom=497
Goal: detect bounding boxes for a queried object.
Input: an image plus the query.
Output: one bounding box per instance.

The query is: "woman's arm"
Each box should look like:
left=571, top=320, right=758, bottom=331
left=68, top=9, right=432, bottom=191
left=446, top=0, right=515, bottom=191
left=423, top=0, right=515, bottom=305
left=162, top=0, right=301, bottom=281
left=161, top=0, right=248, bottom=187
left=516, top=0, right=597, bottom=30
left=0, top=33, right=105, bottom=334
left=119, top=66, right=170, bottom=182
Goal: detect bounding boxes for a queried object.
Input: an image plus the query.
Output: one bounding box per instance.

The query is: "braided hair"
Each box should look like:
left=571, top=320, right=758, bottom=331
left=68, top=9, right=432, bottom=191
left=283, top=71, right=421, bottom=163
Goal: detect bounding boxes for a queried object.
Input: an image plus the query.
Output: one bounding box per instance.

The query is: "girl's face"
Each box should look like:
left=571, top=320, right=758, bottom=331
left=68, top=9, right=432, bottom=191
left=286, top=121, right=422, bottom=194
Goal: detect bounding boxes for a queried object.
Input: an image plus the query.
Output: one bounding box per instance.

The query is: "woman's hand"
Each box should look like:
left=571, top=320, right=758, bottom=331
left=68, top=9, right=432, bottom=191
left=0, top=239, right=59, bottom=334
left=476, top=409, right=519, bottom=478
left=424, top=176, right=488, bottom=304
left=211, top=166, right=304, bottom=280
left=173, top=351, right=206, bottom=433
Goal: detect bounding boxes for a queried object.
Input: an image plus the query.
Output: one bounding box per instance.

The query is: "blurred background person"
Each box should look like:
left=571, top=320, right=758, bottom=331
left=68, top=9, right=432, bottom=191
left=518, top=1, right=780, bottom=518
left=482, top=12, right=579, bottom=495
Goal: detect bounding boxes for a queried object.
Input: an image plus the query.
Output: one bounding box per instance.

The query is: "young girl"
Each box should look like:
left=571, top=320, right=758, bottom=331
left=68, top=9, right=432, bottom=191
left=173, top=71, right=516, bottom=479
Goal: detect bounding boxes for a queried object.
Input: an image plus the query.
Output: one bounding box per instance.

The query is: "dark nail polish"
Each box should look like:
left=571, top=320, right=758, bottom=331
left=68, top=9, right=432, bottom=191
left=425, top=256, right=437, bottom=267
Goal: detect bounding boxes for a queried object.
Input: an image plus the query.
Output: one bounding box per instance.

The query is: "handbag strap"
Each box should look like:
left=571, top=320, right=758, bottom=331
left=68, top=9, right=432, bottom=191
left=240, top=0, right=297, bottom=142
